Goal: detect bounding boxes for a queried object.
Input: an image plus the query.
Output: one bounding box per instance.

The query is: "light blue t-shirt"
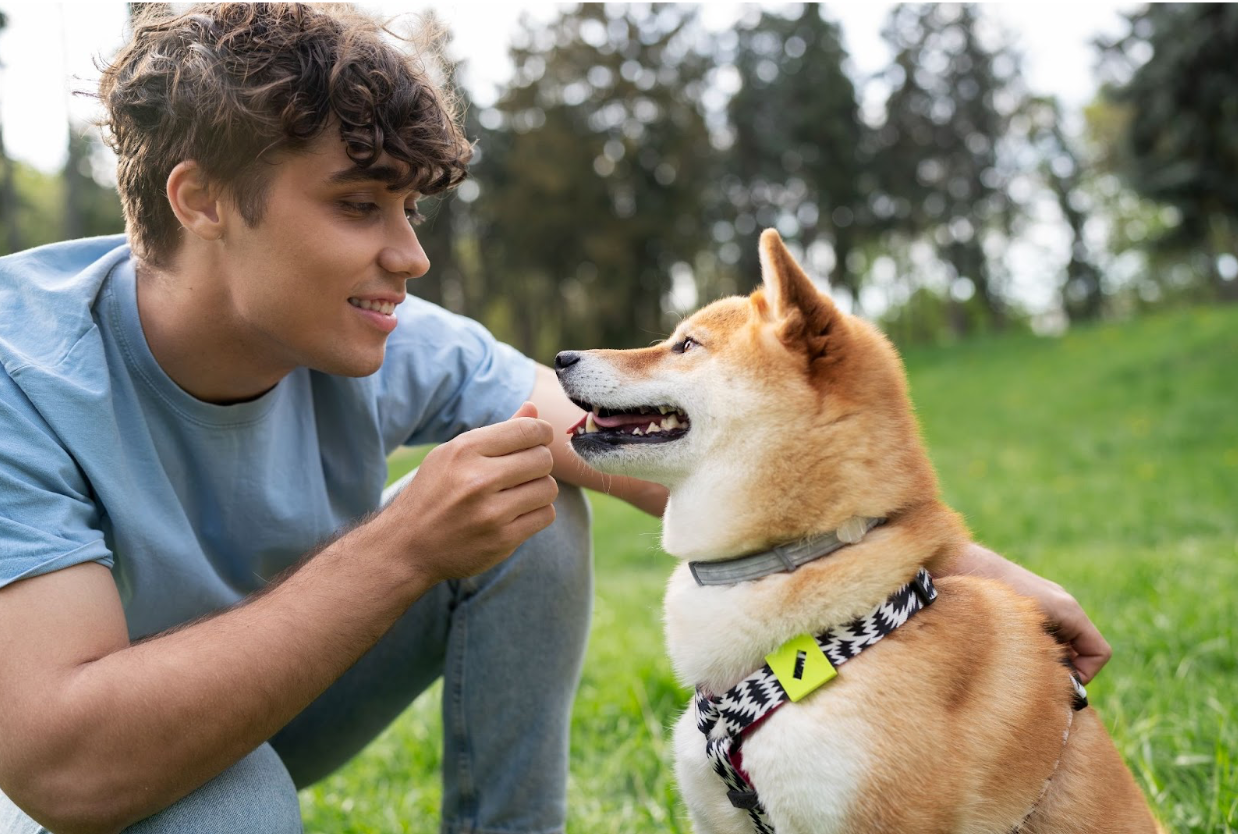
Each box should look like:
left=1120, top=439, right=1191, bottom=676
left=0, top=236, right=535, bottom=639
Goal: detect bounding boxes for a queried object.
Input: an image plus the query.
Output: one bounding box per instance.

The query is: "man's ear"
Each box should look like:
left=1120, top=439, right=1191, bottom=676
left=757, top=229, right=840, bottom=367
left=166, top=161, right=225, bottom=242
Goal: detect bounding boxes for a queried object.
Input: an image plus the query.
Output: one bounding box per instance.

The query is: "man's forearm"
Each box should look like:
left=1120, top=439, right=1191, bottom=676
left=27, top=519, right=429, bottom=834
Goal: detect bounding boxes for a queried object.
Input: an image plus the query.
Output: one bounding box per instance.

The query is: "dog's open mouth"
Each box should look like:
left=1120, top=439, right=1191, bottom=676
left=566, top=400, right=691, bottom=445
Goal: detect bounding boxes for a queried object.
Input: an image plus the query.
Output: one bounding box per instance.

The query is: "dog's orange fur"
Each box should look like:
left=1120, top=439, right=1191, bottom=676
left=748, top=233, right=1157, bottom=831
left=564, top=230, right=1162, bottom=832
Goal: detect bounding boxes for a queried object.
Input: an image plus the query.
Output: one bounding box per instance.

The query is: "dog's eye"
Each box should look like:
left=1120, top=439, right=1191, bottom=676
left=672, top=337, right=697, bottom=354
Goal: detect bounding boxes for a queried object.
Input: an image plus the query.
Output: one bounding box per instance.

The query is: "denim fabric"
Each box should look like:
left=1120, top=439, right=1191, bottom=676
left=0, top=482, right=593, bottom=834
left=0, top=744, right=301, bottom=834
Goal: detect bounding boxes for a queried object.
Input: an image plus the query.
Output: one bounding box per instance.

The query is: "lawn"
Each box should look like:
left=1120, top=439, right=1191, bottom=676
left=301, top=305, right=1238, bottom=833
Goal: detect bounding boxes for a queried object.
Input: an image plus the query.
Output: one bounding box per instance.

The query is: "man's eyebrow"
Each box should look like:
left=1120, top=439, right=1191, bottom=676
left=326, top=164, right=410, bottom=187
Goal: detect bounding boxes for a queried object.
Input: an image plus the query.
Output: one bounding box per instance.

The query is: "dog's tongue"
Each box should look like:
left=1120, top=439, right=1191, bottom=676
left=592, top=410, right=649, bottom=429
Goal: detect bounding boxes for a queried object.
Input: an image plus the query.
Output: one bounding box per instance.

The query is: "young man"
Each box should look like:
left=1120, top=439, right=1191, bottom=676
left=0, top=4, right=1109, bottom=833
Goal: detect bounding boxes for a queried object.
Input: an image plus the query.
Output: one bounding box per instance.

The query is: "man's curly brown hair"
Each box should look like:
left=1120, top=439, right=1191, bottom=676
left=98, top=2, right=472, bottom=267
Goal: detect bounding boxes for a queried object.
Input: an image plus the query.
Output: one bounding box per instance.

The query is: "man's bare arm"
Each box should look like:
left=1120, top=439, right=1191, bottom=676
left=0, top=406, right=557, bottom=834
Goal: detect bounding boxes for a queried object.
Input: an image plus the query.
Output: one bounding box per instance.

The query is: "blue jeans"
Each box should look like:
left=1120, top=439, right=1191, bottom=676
left=0, top=481, right=593, bottom=834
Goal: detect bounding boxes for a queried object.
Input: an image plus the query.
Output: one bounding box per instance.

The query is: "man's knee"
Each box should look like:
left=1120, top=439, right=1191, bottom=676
left=511, top=482, right=592, bottom=595
left=124, top=744, right=301, bottom=834
left=545, top=482, right=592, bottom=557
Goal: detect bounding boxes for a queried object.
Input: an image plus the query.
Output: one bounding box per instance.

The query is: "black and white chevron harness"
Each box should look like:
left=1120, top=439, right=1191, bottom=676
left=688, top=520, right=1089, bottom=834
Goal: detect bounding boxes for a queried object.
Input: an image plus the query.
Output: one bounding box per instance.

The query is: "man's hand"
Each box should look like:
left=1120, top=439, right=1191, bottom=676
left=378, top=401, right=559, bottom=586
left=946, top=543, right=1113, bottom=684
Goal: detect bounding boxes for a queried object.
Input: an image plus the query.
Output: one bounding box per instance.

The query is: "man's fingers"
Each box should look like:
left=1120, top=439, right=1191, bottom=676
left=467, top=415, right=554, bottom=457
left=510, top=401, right=538, bottom=420
left=497, top=475, right=559, bottom=522
left=508, top=503, right=557, bottom=542
left=485, top=445, right=556, bottom=492
left=1066, top=624, right=1112, bottom=685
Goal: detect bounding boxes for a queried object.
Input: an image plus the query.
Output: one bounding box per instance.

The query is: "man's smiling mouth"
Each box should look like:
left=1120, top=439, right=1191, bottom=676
left=348, top=297, right=398, bottom=315
left=567, top=401, right=691, bottom=445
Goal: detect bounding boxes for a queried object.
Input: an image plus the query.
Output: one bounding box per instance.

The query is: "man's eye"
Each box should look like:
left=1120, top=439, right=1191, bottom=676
left=340, top=201, right=379, bottom=215
left=672, top=336, right=697, bottom=354
left=405, top=208, right=425, bottom=225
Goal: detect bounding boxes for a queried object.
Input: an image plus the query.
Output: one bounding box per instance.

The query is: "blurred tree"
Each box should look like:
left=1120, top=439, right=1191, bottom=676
left=727, top=6, right=868, bottom=305
left=63, top=125, right=88, bottom=240
left=65, top=129, right=124, bottom=239
left=404, top=12, right=472, bottom=315
left=471, top=4, right=715, bottom=359
left=0, top=9, right=23, bottom=255
left=1080, top=97, right=1209, bottom=314
left=874, top=4, right=1029, bottom=334
left=1098, top=4, right=1238, bottom=301
left=1023, top=96, right=1105, bottom=322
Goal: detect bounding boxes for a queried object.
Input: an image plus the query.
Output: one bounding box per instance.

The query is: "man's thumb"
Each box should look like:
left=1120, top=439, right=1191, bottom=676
left=510, top=401, right=539, bottom=420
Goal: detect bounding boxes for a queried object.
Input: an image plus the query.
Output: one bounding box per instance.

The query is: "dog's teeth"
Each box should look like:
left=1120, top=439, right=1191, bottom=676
left=646, top=422, right=662, bottom=433
left=632, top=428, right=643, bottom=436
left=576, top=426, right=585, bottom=436
left=662, top=414, right=680, bottom=430
left=658, top=405, right=671, bottom=414
left=586, top=413, right=599, bottom=433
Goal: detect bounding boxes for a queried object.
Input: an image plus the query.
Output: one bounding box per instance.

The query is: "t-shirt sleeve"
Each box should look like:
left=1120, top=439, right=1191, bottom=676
left=0, top=370, right=113, bottom=588
left=376, top=297, right=537, bottom=450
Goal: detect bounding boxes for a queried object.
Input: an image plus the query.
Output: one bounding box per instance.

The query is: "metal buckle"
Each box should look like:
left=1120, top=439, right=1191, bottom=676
left=727, top=788, right=761, bottom=810
left=771, top=544, right=798, bottom=572
left=911, top=571, right=937, bottom=606
left=1071, top=675, right=1089, bottom=711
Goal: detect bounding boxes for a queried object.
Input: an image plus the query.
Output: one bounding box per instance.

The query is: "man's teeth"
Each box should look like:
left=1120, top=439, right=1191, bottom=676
left=349, top=298, right=397, bottom=315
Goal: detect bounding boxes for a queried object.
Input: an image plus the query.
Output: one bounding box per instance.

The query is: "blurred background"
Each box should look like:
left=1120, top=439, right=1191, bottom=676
left=2, top=2, right=1236, bottom=361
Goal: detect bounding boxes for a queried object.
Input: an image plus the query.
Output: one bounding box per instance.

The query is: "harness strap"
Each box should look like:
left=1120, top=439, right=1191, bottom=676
left=694, top=565, right=1091, bottom=834
left=694, top=568, right=938, bottom=833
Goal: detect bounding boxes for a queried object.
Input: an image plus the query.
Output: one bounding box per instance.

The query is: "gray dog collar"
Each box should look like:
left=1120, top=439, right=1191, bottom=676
left=688, top=517, right=885, bottom=586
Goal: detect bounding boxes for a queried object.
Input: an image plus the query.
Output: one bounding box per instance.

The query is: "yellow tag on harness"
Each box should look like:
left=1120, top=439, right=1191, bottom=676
left=765, top=634, right=837, bottom=702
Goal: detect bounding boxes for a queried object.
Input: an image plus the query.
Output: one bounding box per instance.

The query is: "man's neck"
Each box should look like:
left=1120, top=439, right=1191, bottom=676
left=134, top=256, right=295, bottom=405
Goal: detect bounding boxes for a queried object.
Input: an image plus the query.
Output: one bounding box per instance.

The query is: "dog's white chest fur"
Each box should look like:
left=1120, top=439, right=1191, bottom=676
left=673, top=707, right=871, bottom=834
left=664, top=565, right=871, bottom=834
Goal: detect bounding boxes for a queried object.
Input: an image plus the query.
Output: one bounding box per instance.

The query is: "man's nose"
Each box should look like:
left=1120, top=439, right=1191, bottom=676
left=378, top=225, right=431, bottom=279
left=554, top=351, right=582, bottom=372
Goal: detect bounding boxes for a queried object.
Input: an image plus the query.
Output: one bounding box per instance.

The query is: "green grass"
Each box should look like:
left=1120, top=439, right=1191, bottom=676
left=301, top=306, right=1238, bottom=833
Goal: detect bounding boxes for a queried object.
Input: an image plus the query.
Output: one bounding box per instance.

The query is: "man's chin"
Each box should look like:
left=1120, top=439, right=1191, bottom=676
left=314, top=347, right=386, bottom=378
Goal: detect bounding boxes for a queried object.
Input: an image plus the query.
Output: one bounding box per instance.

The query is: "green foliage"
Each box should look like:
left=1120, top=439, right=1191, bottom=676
left=0, top=135, right=124, bottom=258
left=302, top=307, right=1238, bottom=833
left=875, top=4, right=1027, bottom=331
left=725, top=7, right=866, bottom=301
left=466, top=5, right=716, bottom=360
left=1100, top=5, right=1238, bottom=300
left=1022, top=95, right=1106, bottom=322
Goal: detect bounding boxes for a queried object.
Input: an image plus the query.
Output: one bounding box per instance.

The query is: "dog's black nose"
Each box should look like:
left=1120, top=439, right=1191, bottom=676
left=554, top=351, right=582, bottom=371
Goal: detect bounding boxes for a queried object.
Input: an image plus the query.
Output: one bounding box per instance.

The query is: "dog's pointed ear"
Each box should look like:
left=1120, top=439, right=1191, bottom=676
left=757, top=230, right=840, bottom=368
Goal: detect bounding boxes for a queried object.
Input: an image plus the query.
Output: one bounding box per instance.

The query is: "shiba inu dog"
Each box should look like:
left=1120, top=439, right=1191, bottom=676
left=555, top=230, right=1160, bottom=834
